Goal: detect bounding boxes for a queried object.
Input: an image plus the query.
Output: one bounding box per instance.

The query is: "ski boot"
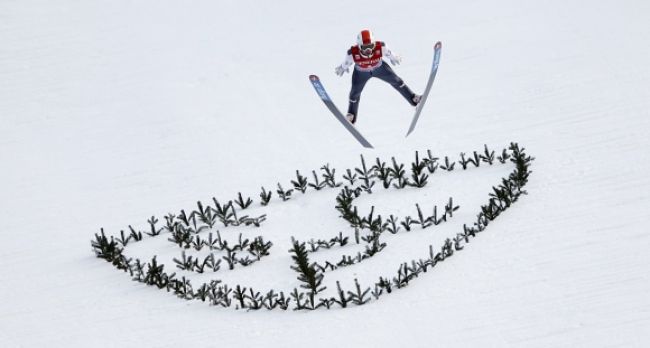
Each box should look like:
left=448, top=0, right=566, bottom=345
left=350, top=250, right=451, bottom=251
left=412, top=94, right=422, bottom=106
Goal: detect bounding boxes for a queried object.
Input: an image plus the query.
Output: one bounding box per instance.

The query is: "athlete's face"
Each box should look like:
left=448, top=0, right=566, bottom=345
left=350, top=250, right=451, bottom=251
left=360, top=43, right=375, bottom=57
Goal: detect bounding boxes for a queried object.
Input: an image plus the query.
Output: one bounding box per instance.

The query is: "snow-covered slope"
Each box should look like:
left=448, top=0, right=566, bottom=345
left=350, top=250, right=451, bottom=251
left=1, top=0, right=649, bottom=347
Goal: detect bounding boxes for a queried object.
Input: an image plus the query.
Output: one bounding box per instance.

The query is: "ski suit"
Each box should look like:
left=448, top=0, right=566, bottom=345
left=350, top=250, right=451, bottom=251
left=338, top=41, right=417, bottom=116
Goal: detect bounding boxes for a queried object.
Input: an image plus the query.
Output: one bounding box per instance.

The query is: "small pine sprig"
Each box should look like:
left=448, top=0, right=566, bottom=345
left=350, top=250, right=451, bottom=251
left=355, top=154, right=375, bottom=193
left=413, top=203, right=432, bottom=229
left=233, top=285, right=247, bottom=310
left=332, top=281, right=349, bottom=308
left=291, top=170, right=309, bottom=194
left=128, top=226, right=143, bottom=242
left=116, top=230, right=132, bottom=247
left=459, top=152, right=471, bottom=170
left=290, top=288, right=308, bottom=310
left=91, top=228, right=123, bottom=262
left=400, top=216, right=415, bottom=232
left=212, top=198, right=235, bottom=227
left=343, top=168, right=358, bottom=186
left=440, top=156, right=455, bottom=171
left=481, top=144, right=495, bottom=165
left=445, top=197, right=460, bottom=218
left=308, top=170, right=327, bottom=190
left=386, top=215, right=401, bottom=234
left=390, top=157, right=409, bottom=189
left=248, top=236, right=273, bottom=260
left=411, top=151, right=427, bottom=176
left=372, top=157, right=393, bottom=189
left=347, top=278, right=371, bottom=305
left=276, top=183, right=293, bottom=201
left=195, top=201, right=216, bottom=228
left=497, top=148, right=511, bottom=163
left=424, top=150, right=439, bottom=174
left=288, top=238, right=326, bottom=296
left=146, top=216, right=163, bottom=237
left=259, top=186, right=272, bottom=206
left=235, top=192, right=253, bottom=209
left=320, top=164, right=342, bottom=188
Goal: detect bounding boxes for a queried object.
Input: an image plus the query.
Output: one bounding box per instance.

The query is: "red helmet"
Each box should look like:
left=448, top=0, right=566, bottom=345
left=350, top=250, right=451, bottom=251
left=356, top=29, right=375, bottom=57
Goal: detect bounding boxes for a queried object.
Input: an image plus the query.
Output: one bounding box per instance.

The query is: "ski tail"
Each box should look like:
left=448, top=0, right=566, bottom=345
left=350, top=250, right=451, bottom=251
left=406, top=41, right=442, bottom=137
left=309, top=75, right=374, bottom=148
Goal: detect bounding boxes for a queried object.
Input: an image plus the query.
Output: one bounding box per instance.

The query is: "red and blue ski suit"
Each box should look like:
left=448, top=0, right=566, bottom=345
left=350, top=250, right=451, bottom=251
left=338, top=41, right=417, bottom=117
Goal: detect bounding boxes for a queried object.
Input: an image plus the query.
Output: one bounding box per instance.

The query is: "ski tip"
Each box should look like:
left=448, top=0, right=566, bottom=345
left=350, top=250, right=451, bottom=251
left=309, top=75, right=319, bottom=81
left=434, top=41, right=442, bottom=49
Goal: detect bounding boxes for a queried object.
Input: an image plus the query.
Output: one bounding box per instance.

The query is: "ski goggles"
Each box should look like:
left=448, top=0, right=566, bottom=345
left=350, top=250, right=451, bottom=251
left=360, top=43, right=375, bottom=56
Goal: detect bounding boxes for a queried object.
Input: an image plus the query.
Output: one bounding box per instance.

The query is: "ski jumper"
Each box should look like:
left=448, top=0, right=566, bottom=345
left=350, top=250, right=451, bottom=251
left=339, top=41, right=417, bottom=116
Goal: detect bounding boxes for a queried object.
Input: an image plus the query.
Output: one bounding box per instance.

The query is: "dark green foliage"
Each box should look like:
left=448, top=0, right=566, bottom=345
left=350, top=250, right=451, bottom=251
left=386, top=215, right=401, bottom=234
left=143, top=256, right=166, bottom=288
left=288, top=238, right=326, bottom=296
left=91, top=143, right=534, bottom=312
left=332, top=281, right=349, bottom=308
left=290, top=288, right=308, bottom=310
left=413, top=204, right=431, bottom=229
left=377, top=277, right=392, bottom=294
left=235, top=192, right=253, bottom=209
left=116, top=230, right=132, bottom=247
left=317, top=297, right=335, bottom=309
left=191, top=202, right=214, bottom=232
left=497, top=148, right=511, bottom=163
left=372, top=157, right=393, bottom=189
left=445, top=197, right=460, bottom=218
left=276, top=183, right=293, bottom=201
left=146, top=216, right=163, bottom=237
left=305, top=232, right=348, bottom=253
left=508, top=142, right=534, bottom=191
left=481, top=144, right=495, bottom=165
left=459, top=151, right=481, bottom=169
left=222, top=249, right=237, bottom=270
left=459, top=152, right=471, bottom=170
left=410, top=151, right=428, bottom=185
left=233, top=285, right=247, bottom=309
left=212, top=198, right=234, bottom=226
left=320, top=164, right=342, bottom=188
left=246, top=288, right=264, bottom=310
left=390, top=157, right=409, bottom=189
left=248, top=236, right=273, bottom=260
left=91, top=229, right=123, bottom=262
left=173, top=250, right=195, bottom=271
left=308, top=170, right=327, bottom=190
left=131, top=259, right=145, bottom=282
left=424, top=150, right=439, bottom=174
left=355, top=154, right=375, bottom=193
left=291, top=170, right=309, bottom=194
left=400, top=216, right=415, bottom=231
left=260, top=186, right=273, bottom=206
left=409, top=171, right=429, bottom=188
left=343, top=168, right=358, bottom=186
left=440, top=156, right=455, bottom=171
left=128, top=225, right=143, bottom=242
left=168, top=224, right=192, bottom=248
left=347, top=278, right=371, bottom=305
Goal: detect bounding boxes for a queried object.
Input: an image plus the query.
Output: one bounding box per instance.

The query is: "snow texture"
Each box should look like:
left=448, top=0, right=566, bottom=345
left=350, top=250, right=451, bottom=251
left=1, top=0, right=650, bottom=347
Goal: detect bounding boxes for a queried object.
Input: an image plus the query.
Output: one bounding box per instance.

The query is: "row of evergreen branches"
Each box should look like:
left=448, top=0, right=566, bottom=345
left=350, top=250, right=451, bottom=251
left=91, top=143, right=533, bottom=311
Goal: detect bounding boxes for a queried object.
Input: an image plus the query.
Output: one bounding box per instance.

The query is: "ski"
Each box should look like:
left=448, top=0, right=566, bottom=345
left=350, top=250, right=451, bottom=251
left=309, top=75, right=374, bottom=148
left=406, top=41, right=442, bottom=137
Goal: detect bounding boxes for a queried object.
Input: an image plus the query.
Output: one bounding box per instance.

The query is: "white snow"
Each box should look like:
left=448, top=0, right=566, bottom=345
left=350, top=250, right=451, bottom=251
left=1, top=0, right=650, bottom=347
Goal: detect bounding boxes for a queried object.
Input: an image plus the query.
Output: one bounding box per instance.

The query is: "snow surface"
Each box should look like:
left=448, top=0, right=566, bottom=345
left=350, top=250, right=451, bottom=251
left=2, top=0, right=650, bottom=347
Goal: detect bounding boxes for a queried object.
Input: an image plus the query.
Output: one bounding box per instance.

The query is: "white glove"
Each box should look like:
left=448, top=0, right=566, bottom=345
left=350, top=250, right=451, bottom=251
left=335, top=65, right=349, bottom=76
left=389, top=55, right=402, bottom=65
